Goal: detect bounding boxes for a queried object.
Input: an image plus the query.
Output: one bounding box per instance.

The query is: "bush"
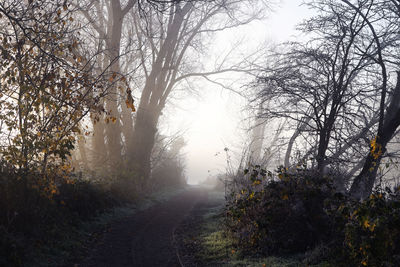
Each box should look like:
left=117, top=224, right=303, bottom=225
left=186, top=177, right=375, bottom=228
left=0, top=166, right=121, bottom=266
left=226, top=165, right=400, bottom=266
left=339, top=190, right=400, bottom=266
left=226, top=166, right=338, bottom=255
left=57, top=180, right=117, bottom=219
left=151, top=157, right=186, bottom=190
left=0, top=226, right=24, bottom=266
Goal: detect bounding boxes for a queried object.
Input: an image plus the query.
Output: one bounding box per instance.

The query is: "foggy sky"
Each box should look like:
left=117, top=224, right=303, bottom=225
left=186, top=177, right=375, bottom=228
left=164, top=0, right=312, bottom=185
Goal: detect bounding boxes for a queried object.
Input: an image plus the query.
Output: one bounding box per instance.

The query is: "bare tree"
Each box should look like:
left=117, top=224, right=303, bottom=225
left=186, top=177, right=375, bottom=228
left=255, top=0, right=400, bottom=199
left=76, top=0, right=139, bottom=173
left=124, top=0, right=267, bottom=185
left=248, top=103, right=267, bottom=164
left=256, top=22, right=377, bottom=173
left=336, top=0, right=400, bottom=199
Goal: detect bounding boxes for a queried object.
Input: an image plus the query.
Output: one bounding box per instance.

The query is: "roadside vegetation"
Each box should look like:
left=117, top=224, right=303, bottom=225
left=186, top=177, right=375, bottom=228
left=0, top=166, right=185, bottom=266
left=225, top=166, right=400, bottom=266
left=204, top=0, right=400, bottom=266
left=178, top=169, right=400, bottom=266
left=177, top=189, right=330, bottom=266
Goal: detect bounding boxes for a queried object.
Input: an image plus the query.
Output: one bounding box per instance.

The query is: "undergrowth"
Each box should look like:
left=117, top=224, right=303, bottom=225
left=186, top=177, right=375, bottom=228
left=225, top=165, right=400, bottom=266
left=0, top=167, right=185, bottom=267
left=180, top=189, right=332, bottom=266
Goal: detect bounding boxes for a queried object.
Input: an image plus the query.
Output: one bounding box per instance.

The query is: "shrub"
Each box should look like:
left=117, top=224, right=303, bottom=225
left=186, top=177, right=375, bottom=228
left=0, top=166, right=121, bottom=266
left=0, top=226, right=24, bottom=266
left=226, top=165, right=400, bottom=266
left=151, top=157, right=186, bottom=190
left=226, top=166, right=338, bottom=255
left=57, top=180, right=117, bottom=219
left=340, top=190, right=400, bottom=266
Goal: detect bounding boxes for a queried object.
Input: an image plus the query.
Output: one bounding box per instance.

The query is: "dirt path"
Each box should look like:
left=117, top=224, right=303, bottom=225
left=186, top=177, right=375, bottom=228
left=81, top=186, right=208, bottom=267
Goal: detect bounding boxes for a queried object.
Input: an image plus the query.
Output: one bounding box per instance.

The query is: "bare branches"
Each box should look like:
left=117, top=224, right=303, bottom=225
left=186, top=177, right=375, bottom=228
left=254, top=0, right=394, bottom=177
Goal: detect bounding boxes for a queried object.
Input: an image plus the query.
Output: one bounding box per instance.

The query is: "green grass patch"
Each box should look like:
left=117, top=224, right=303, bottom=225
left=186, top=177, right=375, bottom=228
left=193, top=190, right=334, bottom=267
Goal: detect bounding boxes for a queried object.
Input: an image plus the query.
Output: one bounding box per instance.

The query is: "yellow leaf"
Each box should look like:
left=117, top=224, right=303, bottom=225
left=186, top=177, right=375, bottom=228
left=363, top=219, right=370, bottom=229
left=370, top=136, right=382, bottom=160
left=125, top=99, right=136, bottom=112
left=109, top=72, right=117, bottom=82
left=369, top=223, right=376, bottom=232
left=282, top=194, right=289, bottom=200
left=253, top=180, right=261, bottom=186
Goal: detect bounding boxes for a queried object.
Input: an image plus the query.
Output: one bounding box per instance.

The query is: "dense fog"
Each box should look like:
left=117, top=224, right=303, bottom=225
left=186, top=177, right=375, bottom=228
left=2, top=0, right=400, bottom=266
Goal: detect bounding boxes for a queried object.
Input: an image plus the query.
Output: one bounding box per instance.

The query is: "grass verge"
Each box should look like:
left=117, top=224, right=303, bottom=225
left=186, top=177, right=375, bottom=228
left=177, top=189, right=334, bottom=267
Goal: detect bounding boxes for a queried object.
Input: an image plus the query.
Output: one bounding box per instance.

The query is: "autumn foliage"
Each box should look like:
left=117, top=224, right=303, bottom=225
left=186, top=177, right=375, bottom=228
left=0, top=0, right=110, bottom=187
left=0, top=1, right=128, bottom=265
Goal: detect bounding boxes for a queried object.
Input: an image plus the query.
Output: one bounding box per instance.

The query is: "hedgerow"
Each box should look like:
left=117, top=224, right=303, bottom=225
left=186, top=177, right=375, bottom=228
left=0, top=165, right=121, bottom=266
left=226, top=165, right=400, bottom=266
left=340, top=190, right=400, bottom=266
left=226, top=166, right=337, bottom=255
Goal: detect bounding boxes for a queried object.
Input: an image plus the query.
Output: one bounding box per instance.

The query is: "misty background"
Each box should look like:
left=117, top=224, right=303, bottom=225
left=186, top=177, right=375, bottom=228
left=173, top=0, right=312, bottom=184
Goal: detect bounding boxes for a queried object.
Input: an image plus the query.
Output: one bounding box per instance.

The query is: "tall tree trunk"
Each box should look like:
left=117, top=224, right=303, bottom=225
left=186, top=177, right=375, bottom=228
left=342, top=0, right=390, bottom=200
left=285, top=117, right=311, bottom=168
left=316, top=129, right=329, bottom=173
left=249, top=105, right=266, bottom=164
left=121, top=93, right=134, bottom=156
left=316, top=110, right=337, bottom=173
left=91, top=114, right=107, bottom=173
left=350, top=72, right=400, bottom=199
left=128, top=107, right=159, bottom=189
left=104, top=2, right=124, bottom=170
left=104, top=89, right=123, bottom=169
left=349, top=151, right=384, bottom=199
left=77, top=133, right=89, bottom=171
left=80, top=0, right=138, bottom=173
